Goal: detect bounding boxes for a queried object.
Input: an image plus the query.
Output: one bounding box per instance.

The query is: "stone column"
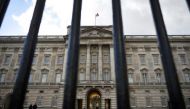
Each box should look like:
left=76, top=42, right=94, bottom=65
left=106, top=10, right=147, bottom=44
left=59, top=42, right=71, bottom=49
left=62, top=46, right=68, bottom=81
left=110, top=45, right=115, bottom=81
left=98, top=45, right=102, bottom=80
left=86, top=45, right=90, bottom=80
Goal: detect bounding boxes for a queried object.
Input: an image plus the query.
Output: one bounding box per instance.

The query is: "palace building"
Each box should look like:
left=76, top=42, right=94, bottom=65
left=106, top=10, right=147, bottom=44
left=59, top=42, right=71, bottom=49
left=0, top=26, right=190, bottom=109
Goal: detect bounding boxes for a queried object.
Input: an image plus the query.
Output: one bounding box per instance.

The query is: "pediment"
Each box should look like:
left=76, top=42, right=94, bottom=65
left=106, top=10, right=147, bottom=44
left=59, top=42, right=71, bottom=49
left=80, top=27, right=112, bottom=37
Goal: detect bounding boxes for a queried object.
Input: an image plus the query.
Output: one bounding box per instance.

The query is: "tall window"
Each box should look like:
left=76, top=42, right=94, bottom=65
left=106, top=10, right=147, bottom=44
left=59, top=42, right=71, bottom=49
left=29, top=74, right=33, bottom=83
left=0, top=72, right=5, bottom=82
left=130, top=96, right=136, bottom=107
left=13, top=69, right=18, bottom=82
left=79, top=46, right=87, bottom=64
left=32, top=55, right=37, bottom=64
left=139, top=54, right=146, bottom=65
left=179, top=54, right=187, bottom=64
left=161, top=96, right=167, bottom=107
left=126, top=54, right=132, bottom=65
left=36, top=96, right=43, bottom=106
left=141, top=69, right=148, bottom=83
left=0, top=69, right=7, bottom=82
left=152, top=54, right=159, bottom=65
left=91, top=68, right=97, bottom=80
left=103, top=69, right=110, bottom=81
left=91, top=53, right=98, bottom=63
left=128, top=69, right=134, bottom=83
left=102, top=46, right=110, bottom=64
left=57, top=55, right=63, bottom=64
left=55, top=70, right=62, bottom=83
left=80, top=54, right=86, bottom=63
left=3, top=54, right=12, bottom=65
left=43, top=55, right=50, bottom=65
left=155, top=69, right=162, bottom=83
left=183, top=69, right=190, bottom=82
left=51, top=96, right=58, bottom=107
left=17, top=54, right=22, bottom=64
left=79, top=69, right=85, bottom=80
left=146, top=96, right=152, bottom=107
left=103, top=54, right=110, bottom=63
left=41, top=69, right=49, bottom=83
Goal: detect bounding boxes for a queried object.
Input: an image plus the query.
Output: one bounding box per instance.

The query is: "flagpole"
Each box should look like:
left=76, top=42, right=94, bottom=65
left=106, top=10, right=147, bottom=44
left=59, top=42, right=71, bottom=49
left=95, top=15, right=96, bottom=26
left=95, top=13, right=99, bottom=26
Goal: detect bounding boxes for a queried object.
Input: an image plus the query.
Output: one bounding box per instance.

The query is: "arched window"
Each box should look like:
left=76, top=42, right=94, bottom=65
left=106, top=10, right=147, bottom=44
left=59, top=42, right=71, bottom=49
left=128, top=69, right=134, bottom=83
left=155, top=69, right=162, bottom=83
left=13, top=69, right=18, bottom=82
left=183, top=68, right=190, bottom=82
left=91, top=68, right=97, bottom=80
left=0, top=69, right=7, bottom=82
left=29, top=70, right=35, bottom=83
left=55, top=69, right=62, bottom=83
left=41, top=69, right=49, bottom=83
left=79, top=68, right=85, bottom=80
left=103, top=69, right=110, bottom=81
left=141, top=69, right=148, bottom=83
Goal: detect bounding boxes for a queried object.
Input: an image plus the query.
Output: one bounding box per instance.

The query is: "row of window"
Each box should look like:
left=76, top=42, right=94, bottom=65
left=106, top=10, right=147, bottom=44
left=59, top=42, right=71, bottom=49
left=1, top=54, right=64, bottom=65
left=129, top=68, right=190, bottom=83
left=23, top=96, right=190, bottom=107
left=0, top=68, right=190, bottom=83
left=127, top=54, right=188, bottom=65
left=0, top=69, right=62, bottom=83
left=24, top=95, right=58, bottom=107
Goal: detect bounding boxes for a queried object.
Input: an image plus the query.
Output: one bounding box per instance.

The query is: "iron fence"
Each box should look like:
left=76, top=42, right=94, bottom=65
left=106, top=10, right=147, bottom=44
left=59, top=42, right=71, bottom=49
left=0, top=0, right=188, bottom=109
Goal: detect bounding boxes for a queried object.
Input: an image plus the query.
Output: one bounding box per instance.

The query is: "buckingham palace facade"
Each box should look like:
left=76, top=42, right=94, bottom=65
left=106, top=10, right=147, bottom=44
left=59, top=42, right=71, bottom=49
left=0, top=26, right=190, bottom=109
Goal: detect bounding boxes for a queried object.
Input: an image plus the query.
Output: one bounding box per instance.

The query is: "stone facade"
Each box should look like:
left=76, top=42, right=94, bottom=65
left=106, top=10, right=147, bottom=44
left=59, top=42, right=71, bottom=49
left=0, top=26, right=190, bottom=109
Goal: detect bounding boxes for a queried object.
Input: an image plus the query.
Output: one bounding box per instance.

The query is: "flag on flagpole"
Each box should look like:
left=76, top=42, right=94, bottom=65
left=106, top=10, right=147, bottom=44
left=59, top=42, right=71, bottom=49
left=95, top=13, right=99, bottom=17
left=95, top=13, right=99, bottom=25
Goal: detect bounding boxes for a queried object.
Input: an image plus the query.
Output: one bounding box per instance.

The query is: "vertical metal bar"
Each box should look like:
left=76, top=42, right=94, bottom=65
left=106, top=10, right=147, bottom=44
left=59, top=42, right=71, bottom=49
left=149, top=0, right=186, bottom=109
left=63, top=0, right=82, bottom=108
left=186, top=0, right=190, bottom=11
left=112, top=0, right=130, bottom=109
left=0, top=0, right=10, bottom=27
left=9, top=0, right=46, bottom=109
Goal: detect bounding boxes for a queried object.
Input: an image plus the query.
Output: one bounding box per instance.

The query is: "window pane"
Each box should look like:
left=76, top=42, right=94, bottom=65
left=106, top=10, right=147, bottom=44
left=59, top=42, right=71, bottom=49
left=32, top=55, right=37, bottom=64
left=103, top=70, right=110, bottom=81
left=152, top=54, right=159, bottom=65
left=142, top=73, right=148, bottom=83
left=126, top=54, right=132, bottom=64
left=17, top=54, right=22, bottom=64
left=91, top=54, right=98, bottom=63
left=80, top=54, right=86, bottom=63
left=44, top=55, right=50, bottom=64
left=128, top=73, right=134, bottom=83
left=55, top=73, right=61, bottom=83
left=57, top=55, right=63, bottom=64
left=179, top=54, right=186, bottom=64
left=139, top=54, right=146, bottom=65
left=91, top=69, right=97, bottom=80
left=41, top=74, right=48, bottom=83
left=4, top=54, right=12, bottom=65
left=0, top=73, right=5, bottom=82
left=29, top=74, right=33, bottom=83
left=79, top=69, right=85, bottom=80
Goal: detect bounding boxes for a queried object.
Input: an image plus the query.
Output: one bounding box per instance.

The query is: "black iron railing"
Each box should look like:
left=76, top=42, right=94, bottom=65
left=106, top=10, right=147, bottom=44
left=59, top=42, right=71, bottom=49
left=0, top=0, right=188, bottom=109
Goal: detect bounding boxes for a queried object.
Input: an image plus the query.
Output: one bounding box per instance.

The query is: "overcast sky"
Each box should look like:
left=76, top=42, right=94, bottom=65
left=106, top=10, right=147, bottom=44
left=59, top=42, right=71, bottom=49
left=0, top=0, right=190, bottom=35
